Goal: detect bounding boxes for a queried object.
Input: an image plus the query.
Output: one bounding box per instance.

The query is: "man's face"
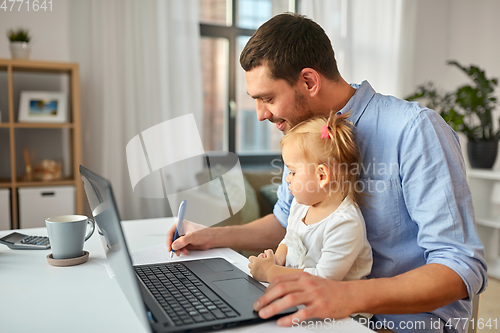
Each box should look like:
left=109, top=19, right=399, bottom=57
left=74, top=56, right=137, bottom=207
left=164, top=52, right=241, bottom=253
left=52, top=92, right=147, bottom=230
left=245, top=65, right=316, bottom=134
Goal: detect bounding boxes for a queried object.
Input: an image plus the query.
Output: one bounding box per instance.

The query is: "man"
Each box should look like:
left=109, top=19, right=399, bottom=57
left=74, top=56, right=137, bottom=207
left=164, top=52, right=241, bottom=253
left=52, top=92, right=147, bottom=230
left=167, top=13, right=487, bottom=333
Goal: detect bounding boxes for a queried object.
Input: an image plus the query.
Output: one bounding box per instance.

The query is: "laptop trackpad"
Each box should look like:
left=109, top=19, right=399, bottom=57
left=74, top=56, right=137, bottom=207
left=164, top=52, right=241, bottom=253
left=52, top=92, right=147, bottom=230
left=202, top=258, right=234, bottom=272
left=213, top=278, right=263, bottom=298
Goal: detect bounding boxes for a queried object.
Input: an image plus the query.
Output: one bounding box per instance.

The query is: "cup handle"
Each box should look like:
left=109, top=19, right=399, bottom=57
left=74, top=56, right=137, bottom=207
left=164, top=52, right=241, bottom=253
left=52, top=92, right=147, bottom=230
left=85, top=219, right=95, bottom=241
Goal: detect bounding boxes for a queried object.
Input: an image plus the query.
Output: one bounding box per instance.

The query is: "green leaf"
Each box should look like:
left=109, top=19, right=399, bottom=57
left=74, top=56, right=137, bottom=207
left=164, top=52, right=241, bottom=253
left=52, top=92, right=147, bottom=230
left=407, top=60, right=498, bottom=141
left=6, top=28, right=30, bottom=42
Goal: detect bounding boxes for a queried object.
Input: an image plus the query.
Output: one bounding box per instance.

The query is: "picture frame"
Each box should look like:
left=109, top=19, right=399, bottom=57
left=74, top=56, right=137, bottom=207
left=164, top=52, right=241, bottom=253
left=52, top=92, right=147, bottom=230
left=18, top=91, right=68, bottom=123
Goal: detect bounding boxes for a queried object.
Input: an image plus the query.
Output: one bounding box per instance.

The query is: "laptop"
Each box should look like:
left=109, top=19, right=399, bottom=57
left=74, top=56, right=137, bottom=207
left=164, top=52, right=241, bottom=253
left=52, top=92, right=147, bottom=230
left=79, top=165, right=297, bottom=332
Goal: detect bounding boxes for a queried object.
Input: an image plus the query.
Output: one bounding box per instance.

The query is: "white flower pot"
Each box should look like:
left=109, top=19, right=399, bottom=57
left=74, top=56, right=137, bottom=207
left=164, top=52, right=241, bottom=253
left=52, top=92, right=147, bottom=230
left=9, top=42, right=31, bottom=59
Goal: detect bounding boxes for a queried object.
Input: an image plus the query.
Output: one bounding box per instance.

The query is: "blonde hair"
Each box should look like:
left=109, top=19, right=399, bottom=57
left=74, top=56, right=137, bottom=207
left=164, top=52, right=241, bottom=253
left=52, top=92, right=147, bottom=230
left=280, top=111, right=364, bottom=205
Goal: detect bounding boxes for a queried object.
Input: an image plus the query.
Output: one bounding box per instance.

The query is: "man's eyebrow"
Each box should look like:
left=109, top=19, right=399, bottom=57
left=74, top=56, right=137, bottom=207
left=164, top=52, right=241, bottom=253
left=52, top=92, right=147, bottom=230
left=246, top=91, right=267, bottom=99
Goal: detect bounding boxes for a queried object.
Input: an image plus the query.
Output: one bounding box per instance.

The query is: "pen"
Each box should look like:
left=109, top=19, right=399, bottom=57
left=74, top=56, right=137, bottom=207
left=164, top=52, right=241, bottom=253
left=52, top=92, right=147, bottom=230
left=170, top=200, right=187, bottom=258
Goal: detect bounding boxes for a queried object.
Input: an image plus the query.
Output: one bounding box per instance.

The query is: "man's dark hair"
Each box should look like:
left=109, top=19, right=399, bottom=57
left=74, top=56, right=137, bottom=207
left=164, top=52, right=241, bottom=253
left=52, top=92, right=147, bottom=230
left=240, top=12, right=340, bottom=85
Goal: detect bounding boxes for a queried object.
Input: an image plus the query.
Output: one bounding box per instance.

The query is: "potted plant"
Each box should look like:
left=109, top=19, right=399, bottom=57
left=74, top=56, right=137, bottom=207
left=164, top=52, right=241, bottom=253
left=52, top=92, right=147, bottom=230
left=7, top=28, right=31, bottom=59
left=406, top=60, right=499, bottom=169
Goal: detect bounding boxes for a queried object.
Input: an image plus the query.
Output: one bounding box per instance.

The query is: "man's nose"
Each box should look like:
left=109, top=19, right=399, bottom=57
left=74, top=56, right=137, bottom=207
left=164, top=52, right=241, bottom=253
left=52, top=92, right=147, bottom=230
left=256, top=100, right=272, bottom=121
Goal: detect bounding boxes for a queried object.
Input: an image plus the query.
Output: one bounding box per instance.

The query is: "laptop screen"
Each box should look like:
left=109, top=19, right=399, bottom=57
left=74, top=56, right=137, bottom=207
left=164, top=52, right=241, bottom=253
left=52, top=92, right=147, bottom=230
left=80, top=165, right=150, bottom=330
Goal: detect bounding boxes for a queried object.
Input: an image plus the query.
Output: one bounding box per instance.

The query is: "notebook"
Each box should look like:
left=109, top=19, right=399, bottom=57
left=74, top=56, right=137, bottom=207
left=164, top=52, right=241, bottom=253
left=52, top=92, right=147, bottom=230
left=79, top=165, right=297, bottom=332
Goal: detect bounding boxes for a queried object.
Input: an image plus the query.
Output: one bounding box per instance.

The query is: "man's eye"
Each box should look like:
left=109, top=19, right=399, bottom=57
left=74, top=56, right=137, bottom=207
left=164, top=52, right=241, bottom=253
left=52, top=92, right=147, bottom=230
left=263, top=98, right=272, bottom=103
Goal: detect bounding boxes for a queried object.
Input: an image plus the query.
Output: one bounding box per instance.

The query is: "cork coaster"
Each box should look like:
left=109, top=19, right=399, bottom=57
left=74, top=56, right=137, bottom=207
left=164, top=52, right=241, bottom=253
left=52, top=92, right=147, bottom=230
left=47, top=251, right=89, bottom=267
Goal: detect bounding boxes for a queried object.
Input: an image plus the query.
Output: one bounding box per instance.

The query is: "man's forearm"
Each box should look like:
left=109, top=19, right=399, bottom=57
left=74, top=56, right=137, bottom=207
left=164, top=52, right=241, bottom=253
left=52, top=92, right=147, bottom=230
left=352, top=263, right=468, bottom=314
left=211, top=214, right=286, bottom=252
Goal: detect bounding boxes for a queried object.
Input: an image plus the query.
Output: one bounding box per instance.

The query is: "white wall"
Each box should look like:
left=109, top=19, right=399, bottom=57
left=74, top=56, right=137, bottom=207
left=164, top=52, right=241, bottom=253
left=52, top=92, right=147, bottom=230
left=2, top=0, right=500, bottom=169
left=2, top=0, right=498, bottom=97
left=448, top=0, right=500, bottom=90
left=408, top=0, right=500, bottom=169
left=408, top=0, right=450, bottom=90
left=0, top=1, right=71, bottom=61
left=409, top=0, right=500, bottom=94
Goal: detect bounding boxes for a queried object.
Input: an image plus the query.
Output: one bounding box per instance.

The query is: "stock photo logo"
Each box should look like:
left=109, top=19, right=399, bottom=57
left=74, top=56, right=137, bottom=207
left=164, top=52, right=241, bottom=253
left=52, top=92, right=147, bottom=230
left=125, top=114, right=246, bottom=228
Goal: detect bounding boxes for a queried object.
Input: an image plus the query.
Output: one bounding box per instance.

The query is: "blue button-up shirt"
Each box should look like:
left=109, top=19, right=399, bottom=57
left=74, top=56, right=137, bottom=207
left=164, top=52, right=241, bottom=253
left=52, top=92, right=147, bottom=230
left=273, top=81, right=487, bottom=333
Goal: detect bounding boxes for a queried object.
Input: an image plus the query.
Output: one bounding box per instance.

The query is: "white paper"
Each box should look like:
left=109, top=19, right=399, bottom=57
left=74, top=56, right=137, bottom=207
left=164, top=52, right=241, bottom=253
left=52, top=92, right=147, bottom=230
left=130, top=243, right=236, bottom=265
left=239, top=318, right=371, bottom=333
left=238, top=321, right=311, bottom=333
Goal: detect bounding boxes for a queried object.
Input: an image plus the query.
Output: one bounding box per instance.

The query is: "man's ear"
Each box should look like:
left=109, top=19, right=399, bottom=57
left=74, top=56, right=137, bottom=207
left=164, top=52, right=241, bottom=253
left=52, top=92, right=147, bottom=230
left=317, top=164, right=330, bottom=189
left=299, top=68, right=321, bottom=98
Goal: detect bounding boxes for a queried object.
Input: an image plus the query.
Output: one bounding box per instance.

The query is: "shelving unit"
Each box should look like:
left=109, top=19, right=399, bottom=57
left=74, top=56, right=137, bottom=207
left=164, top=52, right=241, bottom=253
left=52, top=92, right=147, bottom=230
left=467, top=169, right=500, bottom=279
left=0, top=58, right=83, bottom=229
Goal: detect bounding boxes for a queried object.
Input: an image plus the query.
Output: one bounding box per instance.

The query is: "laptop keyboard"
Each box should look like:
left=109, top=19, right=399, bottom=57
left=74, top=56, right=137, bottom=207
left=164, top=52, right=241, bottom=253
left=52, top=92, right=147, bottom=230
left=135, top=263, right=239, bottom=326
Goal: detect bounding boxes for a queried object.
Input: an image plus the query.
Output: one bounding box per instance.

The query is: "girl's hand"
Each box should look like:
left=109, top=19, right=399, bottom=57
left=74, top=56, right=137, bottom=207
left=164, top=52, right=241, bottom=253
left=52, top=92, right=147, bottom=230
left=274, top=243, right=287, bottom=266
left=248, top=249, right=276, bottom=282
left=258, top=249, right=286, bottom=266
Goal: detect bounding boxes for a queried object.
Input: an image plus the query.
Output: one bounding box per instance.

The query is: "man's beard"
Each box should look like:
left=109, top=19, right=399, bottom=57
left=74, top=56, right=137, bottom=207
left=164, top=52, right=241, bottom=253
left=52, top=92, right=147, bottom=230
left=282, top=90, right=315, bottom=133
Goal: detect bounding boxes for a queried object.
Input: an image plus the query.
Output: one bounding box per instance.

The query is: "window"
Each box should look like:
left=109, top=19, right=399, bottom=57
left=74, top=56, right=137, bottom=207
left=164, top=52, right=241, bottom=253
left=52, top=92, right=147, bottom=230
left=200, top=0, right=296, bottom=164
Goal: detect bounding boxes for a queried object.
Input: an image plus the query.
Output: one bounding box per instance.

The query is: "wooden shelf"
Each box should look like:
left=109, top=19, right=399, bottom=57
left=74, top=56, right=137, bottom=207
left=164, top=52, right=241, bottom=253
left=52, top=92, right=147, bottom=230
left=0, top=123, right=74, bottom=128
left=467, top=168, right=500, bottom=180
left=15, top=179, right=76, bottom=187
left=0, top=58, right=78, bottom=73
left=0, top=58, right=83, bottom=229
left=467, top=170, right=500, bottom=280
left=476, top=217, right=500, bottom=229
left=487, top=258, right=500, bottom=280
left=14, top=123, right=74, bottom=129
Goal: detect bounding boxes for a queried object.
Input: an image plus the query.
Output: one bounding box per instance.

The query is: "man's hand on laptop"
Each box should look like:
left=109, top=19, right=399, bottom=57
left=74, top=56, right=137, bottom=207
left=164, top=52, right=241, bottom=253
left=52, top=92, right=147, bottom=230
left=253, top=272, right=356, bottom=326
left=166, top=220, right=213, bottom=256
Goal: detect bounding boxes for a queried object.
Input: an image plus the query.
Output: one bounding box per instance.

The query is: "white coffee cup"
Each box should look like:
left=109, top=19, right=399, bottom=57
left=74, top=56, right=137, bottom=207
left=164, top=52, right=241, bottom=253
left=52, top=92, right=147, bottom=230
left=45, top=215, right=95, bottom=260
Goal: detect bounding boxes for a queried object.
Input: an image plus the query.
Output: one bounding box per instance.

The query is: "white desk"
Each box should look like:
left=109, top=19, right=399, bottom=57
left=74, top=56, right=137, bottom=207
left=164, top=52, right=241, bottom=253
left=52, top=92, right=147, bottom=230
left=0, top=218, right=372, bottom=333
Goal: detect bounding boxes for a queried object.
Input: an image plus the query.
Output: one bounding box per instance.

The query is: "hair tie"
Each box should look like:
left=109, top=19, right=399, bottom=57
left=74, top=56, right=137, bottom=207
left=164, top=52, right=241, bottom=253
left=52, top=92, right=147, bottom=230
left=320, top=124, right=330, bottom=139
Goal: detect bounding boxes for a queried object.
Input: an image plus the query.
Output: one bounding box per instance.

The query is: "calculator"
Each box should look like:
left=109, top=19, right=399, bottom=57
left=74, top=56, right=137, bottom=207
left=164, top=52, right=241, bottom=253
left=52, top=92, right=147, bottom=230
left=0, top=232, right=51, bottom=250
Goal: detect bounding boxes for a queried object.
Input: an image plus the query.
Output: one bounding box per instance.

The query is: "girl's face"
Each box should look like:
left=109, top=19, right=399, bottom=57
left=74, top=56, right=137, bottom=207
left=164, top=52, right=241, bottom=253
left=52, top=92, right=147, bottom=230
left=282, top=143, right=327, bottom=206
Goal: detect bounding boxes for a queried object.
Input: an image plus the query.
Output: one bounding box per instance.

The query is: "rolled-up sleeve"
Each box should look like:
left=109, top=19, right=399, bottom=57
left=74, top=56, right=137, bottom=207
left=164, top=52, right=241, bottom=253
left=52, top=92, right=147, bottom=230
left=400, top=109, right=488, bottom=299
left=273, top=165, right=294, bottom=228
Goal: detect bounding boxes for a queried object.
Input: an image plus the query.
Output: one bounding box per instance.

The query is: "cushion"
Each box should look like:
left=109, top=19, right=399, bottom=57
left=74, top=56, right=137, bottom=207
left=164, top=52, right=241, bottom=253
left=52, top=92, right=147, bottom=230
left=259, top=183, right=280, bottom=211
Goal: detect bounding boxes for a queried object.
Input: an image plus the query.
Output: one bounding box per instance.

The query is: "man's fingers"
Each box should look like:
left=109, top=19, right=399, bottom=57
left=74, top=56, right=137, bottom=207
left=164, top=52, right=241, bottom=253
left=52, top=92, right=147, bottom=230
left=167, top=219, right=204, bottom=252
left=257, top=290, right=309, bottom=320
left=166, top=223, right=178, bottom=251
left=276, top=307, right=310, bottom=327
left=254, top=276, right=303, bottom=311
left=264, top=273, right=302, bottom=294
left=175, top=248, right=189, bottom=256
left=171, top=234, right=191, bottom=251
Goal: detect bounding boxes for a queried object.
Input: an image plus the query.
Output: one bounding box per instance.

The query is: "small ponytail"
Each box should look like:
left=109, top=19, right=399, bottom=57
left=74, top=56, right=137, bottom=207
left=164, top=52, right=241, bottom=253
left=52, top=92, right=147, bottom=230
left=281, top=110, right=364, bottom=206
